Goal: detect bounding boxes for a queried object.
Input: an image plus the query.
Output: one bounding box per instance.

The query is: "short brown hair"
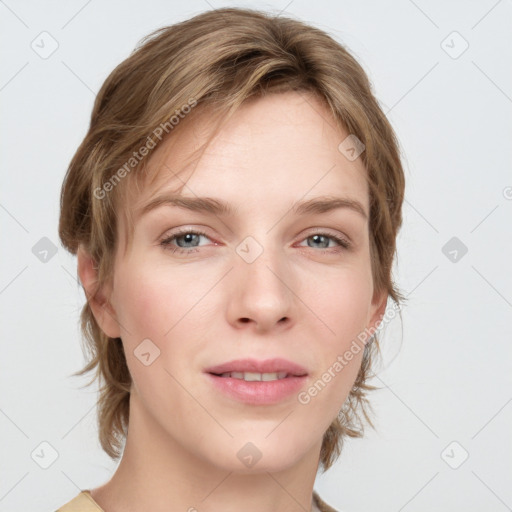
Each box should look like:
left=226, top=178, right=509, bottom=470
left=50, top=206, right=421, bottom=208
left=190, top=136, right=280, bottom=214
left=59, top=7, right=405, bottom=472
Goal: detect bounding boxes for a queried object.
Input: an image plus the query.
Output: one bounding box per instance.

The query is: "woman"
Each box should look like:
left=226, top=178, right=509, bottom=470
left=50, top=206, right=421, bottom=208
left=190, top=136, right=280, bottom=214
left=56, top=7, right=405, bottom=511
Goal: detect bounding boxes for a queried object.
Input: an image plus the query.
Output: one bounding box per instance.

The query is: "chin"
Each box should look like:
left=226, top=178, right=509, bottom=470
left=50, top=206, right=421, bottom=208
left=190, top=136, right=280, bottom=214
left=201, top=434, right=313, bottom=474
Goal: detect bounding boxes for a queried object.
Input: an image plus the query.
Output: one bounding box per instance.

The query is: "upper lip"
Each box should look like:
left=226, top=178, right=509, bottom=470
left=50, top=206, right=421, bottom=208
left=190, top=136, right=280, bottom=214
left=204, top=358, right=308, bottom=376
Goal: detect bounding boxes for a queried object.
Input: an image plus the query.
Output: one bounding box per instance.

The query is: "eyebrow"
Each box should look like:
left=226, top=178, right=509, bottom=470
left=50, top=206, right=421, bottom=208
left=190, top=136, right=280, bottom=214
left=137, top=193, right=368, bottom=220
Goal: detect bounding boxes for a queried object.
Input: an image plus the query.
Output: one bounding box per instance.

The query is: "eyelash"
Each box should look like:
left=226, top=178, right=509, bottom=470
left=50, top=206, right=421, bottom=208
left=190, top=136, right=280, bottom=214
left=159, top=229, right=351, bottom=255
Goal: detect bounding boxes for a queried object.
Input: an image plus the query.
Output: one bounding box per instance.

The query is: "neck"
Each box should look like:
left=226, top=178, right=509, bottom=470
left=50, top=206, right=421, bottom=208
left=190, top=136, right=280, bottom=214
left=91, top=393, right=322, bottom=512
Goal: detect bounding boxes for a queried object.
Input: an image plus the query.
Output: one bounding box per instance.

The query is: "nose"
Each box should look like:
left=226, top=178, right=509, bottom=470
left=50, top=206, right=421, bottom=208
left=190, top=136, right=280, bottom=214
left=225, top=242, right=295, bottom=334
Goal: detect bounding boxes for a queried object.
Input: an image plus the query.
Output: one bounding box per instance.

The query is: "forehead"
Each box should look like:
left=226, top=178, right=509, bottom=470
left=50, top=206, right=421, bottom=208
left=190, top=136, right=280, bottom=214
left=119, top=91, right=369, bottom=244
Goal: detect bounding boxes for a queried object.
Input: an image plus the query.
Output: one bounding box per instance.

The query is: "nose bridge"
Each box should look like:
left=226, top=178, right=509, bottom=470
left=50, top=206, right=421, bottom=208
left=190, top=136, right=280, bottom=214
left=228, top=233, right=294, bottom=331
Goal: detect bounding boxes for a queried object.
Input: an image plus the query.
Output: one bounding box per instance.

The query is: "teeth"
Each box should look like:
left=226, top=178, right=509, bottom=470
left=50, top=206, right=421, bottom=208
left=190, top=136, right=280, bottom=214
left=219, top=371, right=288, bottom=381
left=244, top=372, right=261, bottom=381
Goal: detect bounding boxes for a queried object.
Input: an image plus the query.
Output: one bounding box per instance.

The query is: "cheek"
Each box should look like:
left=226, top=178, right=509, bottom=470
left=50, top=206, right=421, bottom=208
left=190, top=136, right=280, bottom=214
left=298, top=267, right=373, bottom=413
left=111, top=264, right=212, bottom=386
left=113, top=264, right=198, bottom=341
left=308, top=265, right=374, bottom=346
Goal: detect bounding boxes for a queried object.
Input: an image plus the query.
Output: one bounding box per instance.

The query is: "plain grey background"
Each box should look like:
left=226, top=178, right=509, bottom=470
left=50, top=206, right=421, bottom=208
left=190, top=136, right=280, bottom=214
left=1, top=1, right=511, bottom=511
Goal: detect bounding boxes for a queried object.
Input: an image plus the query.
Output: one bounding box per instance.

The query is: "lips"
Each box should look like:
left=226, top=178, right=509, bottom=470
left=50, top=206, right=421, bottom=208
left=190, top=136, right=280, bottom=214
left=204, top=357, right=308, bottom=377
left=204, top=358, right=309, bottom=404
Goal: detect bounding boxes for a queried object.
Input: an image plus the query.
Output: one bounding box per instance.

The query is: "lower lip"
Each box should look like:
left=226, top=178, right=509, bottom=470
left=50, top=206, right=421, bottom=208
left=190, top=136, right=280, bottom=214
left=205, top=373, right=307, bottom=405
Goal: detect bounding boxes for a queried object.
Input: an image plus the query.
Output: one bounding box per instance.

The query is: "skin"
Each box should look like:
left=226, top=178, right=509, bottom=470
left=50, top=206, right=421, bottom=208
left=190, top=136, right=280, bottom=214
left=78, top=91, right=387, bottom=512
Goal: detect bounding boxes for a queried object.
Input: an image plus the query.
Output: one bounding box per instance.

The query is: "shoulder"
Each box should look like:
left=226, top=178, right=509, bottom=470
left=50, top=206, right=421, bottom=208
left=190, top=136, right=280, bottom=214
left=55, top=490, right=104, bottom=512
left=312, top=490, right=340, bottom=512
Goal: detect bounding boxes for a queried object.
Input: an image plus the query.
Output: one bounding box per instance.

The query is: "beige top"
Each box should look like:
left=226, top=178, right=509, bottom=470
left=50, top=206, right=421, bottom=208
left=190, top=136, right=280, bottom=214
left=55, top=489, right=339, bottom=512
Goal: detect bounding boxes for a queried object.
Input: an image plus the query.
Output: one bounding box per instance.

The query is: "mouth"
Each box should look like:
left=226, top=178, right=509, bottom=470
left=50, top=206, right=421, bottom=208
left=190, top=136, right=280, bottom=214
left=204, top=357, right=308, bottom=377
left=210, top=371, right=297, bottom=381
left=204, top=358, right=308, bottom=405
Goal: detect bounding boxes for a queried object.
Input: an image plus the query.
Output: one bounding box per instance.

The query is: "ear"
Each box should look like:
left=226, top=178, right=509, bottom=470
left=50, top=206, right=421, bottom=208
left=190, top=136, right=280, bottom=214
left=77, top=245, right=121, bottom=339
left=366, top=288, right=389, bottom=338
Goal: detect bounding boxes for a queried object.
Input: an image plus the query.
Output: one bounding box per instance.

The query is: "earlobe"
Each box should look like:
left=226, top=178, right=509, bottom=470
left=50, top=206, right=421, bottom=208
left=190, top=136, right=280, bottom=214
left=77, top=245, right=121, bottom=339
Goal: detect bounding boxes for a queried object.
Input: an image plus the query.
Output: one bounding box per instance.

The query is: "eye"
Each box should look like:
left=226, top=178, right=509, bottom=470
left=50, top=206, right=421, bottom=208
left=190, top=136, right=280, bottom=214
left=297, top=233, right=350, bottom=252
left=159, top=229, right=350, bottom=256
left=160, top=229, right=212, bottom=254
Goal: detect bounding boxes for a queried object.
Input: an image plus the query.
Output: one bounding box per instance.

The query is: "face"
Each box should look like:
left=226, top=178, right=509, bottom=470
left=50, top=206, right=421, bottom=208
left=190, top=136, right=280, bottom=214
left=86, top=91, right=386, bottom=473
